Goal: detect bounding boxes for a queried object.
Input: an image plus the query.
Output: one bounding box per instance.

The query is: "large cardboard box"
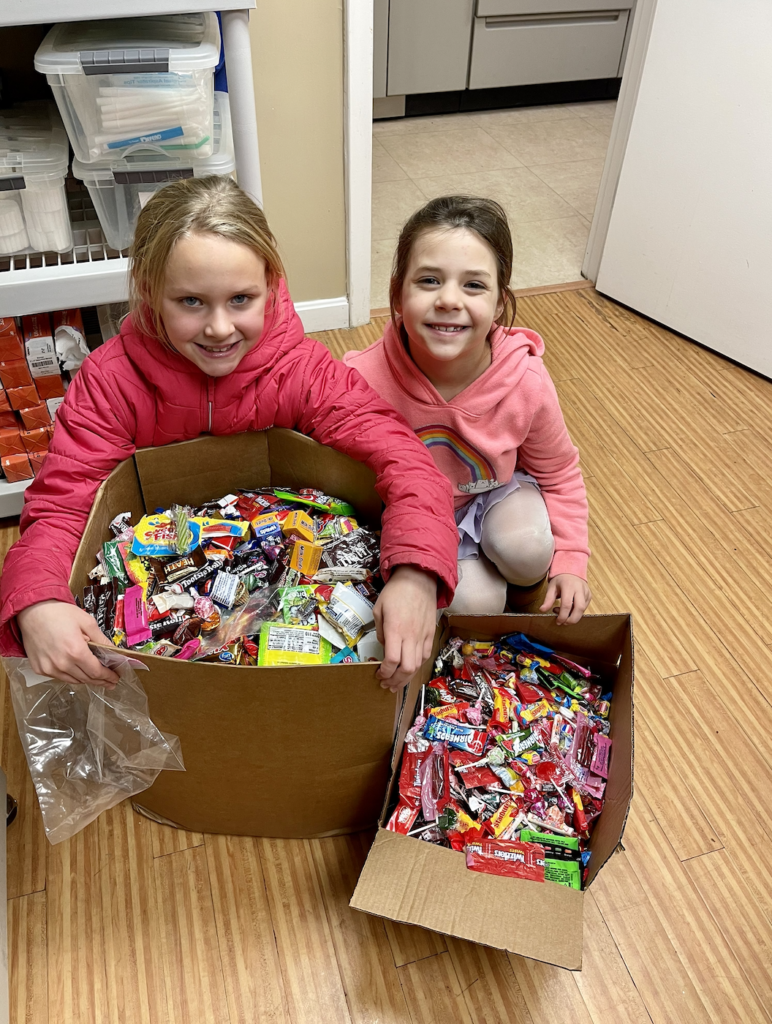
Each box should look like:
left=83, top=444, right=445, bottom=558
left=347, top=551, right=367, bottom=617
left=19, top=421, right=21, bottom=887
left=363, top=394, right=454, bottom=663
left=70, top=430, right=401, bottom=839
left=351, top=612, right=634, bottom=970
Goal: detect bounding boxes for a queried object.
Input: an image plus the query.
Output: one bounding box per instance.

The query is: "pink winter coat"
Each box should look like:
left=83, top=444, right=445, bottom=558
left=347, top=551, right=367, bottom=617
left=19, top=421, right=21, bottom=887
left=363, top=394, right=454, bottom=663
left=0, top=281, right=458, bottom=656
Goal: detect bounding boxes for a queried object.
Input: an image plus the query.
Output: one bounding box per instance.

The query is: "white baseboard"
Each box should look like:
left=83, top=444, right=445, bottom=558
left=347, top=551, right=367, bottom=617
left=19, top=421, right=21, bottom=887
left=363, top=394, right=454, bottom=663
left=294, top=296, right=350, bottom=333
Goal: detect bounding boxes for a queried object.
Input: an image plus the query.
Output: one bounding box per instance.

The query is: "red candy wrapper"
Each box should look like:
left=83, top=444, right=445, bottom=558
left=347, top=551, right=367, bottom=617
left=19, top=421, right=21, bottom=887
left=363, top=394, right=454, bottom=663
left=399, top=747, right=429, bottom=807
left=464, top=839, right=546, bottom=882
left=387, top=800, right=420, bottom=835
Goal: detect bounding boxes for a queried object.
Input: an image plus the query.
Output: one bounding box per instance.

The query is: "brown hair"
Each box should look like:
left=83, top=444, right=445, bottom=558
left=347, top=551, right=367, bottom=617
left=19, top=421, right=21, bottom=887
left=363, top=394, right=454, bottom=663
left=129, top=175, right=285, bottom=345
left=389, top=195, right=516, bottom=330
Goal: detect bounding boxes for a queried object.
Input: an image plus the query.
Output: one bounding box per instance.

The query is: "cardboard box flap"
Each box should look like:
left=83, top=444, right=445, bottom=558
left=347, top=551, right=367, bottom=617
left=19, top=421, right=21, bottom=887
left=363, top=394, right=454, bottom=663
left=69, top=456, right=143, bottom=594
left=351, top=829, right=584, bottom=970
left=584, top=618, right=635, bottom=884
left=268, top=428, right=382, bottom=527
left=135, top=432, right=271, bottom=513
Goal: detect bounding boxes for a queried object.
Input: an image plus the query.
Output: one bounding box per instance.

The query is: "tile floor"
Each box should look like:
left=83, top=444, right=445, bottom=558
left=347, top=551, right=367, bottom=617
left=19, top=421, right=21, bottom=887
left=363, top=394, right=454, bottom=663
left=371, top=99, right=616, bottom=308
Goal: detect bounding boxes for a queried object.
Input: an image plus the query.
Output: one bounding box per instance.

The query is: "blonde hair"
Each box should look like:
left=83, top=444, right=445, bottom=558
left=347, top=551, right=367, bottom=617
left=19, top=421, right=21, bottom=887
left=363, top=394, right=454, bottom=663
left=129, top=175, right=285, bottom=345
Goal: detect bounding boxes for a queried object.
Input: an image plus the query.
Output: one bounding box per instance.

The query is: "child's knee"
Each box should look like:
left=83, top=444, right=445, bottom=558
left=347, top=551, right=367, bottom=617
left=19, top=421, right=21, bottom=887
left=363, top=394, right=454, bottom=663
left=446, top=557, right=507, bottom=615
left=480, top=485, right=554, bottom=586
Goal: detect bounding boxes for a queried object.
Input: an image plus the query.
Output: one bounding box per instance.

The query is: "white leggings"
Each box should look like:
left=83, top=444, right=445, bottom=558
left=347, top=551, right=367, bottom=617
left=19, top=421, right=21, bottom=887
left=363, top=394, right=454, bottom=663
left=447, top=483, right=554, bottom=615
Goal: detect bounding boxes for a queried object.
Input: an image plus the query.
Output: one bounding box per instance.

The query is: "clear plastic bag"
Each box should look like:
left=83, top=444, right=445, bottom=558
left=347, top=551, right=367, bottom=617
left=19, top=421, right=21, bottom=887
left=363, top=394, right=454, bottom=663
left=4, top=650, right=184, bottom=844
left=194, top=584, right=282, bottom=657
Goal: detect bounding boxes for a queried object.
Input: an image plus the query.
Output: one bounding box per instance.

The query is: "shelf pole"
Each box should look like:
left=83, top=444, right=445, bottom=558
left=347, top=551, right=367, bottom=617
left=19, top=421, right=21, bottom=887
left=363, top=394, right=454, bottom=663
left=220, top=9, right=263, bottom=206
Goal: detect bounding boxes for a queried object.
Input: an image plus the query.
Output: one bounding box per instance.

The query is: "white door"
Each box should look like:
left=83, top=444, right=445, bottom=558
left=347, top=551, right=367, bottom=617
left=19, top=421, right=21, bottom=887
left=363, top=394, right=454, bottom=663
left=594, top=0, right=772, bottom=376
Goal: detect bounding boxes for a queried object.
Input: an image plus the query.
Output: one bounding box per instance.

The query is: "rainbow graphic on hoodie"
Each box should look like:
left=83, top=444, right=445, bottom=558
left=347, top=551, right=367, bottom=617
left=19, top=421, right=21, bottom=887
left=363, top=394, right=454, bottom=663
left=416, top=424, right=500, bottom=494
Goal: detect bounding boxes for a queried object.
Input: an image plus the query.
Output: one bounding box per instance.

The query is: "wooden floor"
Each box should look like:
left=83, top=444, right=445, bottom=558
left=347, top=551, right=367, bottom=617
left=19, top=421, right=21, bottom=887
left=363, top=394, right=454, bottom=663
left=4, top=287, right=772, bottom=1023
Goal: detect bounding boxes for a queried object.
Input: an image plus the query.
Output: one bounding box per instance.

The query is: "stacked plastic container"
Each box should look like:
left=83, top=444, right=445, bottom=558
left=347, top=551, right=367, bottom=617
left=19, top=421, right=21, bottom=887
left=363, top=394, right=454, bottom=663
left=35, top=13, right=228, bottom=251
left=72, top=91, right=235, bottom=252
left=0, top=102, right=72, bottom=255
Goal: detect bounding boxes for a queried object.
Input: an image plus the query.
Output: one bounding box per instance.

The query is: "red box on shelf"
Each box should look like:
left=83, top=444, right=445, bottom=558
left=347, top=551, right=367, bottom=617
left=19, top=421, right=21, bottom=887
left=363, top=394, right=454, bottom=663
left=0, top=319, right=23, bottom=362
left=2, top=453, right=33, bottom=482
left=0, top=411, right=16, bottom=429
left=0, top=427, right=23, bottom=457
left=20, top=427, right=49, bottom=454
left=0, top=389, right=10, bottom=412
left=7, top=384, right=39, bottom=410
left=0, top=360, right=33, bottom=391
left=33, top=374, right=65, bottom=400
left=29, top=451, right=47, bottom=475
left=19, top=404, right=51, bottom=430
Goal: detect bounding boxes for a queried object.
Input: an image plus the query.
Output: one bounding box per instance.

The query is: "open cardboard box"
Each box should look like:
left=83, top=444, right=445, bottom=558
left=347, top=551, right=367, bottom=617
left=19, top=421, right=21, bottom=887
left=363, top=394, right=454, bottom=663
left=350, top=612, right=634, bottom=970
left=70, top=429, right=403, bottom=839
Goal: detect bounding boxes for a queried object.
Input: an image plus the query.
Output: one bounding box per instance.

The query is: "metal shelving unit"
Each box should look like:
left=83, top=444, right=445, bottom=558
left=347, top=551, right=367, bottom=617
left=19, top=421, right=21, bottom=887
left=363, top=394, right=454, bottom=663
left=0, top=2, right=259, bottom=516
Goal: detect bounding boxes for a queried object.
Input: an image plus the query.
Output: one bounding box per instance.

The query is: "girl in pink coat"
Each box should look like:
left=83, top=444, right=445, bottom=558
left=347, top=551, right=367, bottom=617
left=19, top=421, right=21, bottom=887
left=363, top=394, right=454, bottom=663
left=345, top=195, right=591, bottom=623
left=0, top=177, right=459, bottom=690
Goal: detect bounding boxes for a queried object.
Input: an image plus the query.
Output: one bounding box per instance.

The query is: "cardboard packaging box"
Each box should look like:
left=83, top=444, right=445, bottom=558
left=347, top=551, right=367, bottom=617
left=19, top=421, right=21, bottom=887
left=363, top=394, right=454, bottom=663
left=20, top=427, right=49, bottom=454
left=19, top=404, right=51, bottom=430
left=34, top=374, right=65, bottom=400
left=0, top=359, right=33, bottom=391
left=0, top=319, right=23, bottom=362
left=7, top=384, right=39, bottom=410
left=351, top=612, right=634, bottom=971
left=70, top=429, right=401, bottom=839
left=29, top=451, right=47, bottom=474
left=0, top=426, right=23, bottom=457
left=2, top=453, right=33, bottom=481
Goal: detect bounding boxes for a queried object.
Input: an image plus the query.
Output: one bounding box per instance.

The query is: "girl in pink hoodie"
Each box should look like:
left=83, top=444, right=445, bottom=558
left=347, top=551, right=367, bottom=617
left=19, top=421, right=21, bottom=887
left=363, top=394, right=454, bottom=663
left=345, top=196, right=591, bottom=623
left=0, top=177, right=460, bottom=690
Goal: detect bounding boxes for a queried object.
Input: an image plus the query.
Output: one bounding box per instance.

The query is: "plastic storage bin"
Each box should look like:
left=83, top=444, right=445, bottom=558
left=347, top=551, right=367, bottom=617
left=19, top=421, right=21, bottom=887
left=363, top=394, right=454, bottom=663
left=72, top=92, right=234, bottom=252
left=34, top=13, right=220, bottom=163
left=0, top=102, right=72, bottom=255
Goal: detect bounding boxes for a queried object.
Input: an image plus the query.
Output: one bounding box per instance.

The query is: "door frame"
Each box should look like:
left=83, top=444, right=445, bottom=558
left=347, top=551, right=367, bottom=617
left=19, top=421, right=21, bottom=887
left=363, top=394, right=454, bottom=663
left=582, top=0, right=658, bottom=282
left=344, top=0, right=374, bottom=326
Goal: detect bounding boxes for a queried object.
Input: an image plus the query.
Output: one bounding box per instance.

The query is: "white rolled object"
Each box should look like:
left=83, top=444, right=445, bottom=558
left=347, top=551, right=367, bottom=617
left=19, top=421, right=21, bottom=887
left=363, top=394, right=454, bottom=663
left=21, top=186, right=72, bottom=252
left=0, top=198, right=29, bottom=253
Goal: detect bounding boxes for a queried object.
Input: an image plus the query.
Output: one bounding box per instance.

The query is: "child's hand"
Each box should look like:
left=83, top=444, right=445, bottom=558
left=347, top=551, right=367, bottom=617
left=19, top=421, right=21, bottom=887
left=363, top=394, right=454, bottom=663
left=540, top=574, right=592, bottom=625
left=374, top=565, right=438, bottom=692
left=17, top=600, right=120, bottom=688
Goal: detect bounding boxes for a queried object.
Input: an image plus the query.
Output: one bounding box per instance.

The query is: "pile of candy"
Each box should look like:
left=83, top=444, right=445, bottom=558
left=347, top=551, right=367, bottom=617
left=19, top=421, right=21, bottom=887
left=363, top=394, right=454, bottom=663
left=79, top=487, right=384, bottom=666
left=388, top=632, right=613, bottom=889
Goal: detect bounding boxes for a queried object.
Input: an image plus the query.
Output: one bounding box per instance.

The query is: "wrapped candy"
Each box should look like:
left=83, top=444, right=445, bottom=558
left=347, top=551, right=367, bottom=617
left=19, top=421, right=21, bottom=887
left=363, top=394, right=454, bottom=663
left=389, top=631, right=613, bottom=890
left=79, top=487, right=384, bottom=667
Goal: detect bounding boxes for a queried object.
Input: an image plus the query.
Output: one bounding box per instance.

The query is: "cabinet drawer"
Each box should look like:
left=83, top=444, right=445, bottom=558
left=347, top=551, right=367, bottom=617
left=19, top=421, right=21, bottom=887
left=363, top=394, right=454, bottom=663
left=477, top=0, right=632, bottom=15
left=469, top=9, right=629, bottom=90
left=388, top=0, right=475, bottom=96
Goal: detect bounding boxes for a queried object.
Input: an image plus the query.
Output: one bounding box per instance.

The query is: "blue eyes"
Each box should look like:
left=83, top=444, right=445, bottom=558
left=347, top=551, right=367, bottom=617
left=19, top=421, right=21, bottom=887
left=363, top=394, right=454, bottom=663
left=180, top=295, right=250, bottom=307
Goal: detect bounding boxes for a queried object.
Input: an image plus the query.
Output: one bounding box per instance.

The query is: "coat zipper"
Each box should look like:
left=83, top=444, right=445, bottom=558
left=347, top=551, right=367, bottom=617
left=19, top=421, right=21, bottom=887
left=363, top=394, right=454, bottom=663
left=207, top=378, right=215, bottom=432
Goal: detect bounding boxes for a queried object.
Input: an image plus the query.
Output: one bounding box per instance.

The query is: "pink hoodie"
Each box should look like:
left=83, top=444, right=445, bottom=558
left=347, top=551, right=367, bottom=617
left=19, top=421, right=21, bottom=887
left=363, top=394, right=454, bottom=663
left=344, top=320, right=589, bottom=580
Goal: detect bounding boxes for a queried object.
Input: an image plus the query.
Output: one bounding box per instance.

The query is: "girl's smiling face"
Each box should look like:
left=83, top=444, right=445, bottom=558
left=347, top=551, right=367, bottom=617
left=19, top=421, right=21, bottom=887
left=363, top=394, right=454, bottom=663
left=398, top=226, right=504, bottom=383
left=161, top=231, right=270, bottom=377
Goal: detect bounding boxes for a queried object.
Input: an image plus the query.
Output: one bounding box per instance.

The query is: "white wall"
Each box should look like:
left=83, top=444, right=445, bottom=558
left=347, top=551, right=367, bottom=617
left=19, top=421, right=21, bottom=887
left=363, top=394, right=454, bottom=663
left=596, top=0, right=772, bottom=375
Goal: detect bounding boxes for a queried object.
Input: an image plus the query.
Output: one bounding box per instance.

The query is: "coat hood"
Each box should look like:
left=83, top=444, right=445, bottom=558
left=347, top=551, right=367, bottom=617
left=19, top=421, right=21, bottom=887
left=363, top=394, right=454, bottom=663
left=379, top=319, right=546, bottom=415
